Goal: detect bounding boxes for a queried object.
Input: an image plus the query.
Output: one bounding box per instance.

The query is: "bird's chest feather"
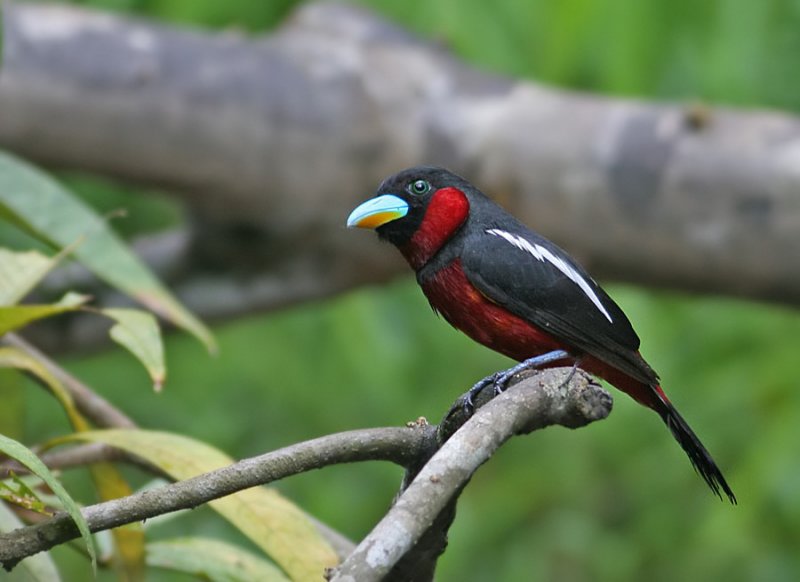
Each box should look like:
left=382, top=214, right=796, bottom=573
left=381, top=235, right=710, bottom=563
left=419, top=259, right=563, bottom=361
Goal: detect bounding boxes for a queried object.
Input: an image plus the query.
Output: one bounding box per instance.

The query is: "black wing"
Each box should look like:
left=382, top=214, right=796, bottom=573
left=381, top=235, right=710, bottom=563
left=460, top=226, right=658, bottom=385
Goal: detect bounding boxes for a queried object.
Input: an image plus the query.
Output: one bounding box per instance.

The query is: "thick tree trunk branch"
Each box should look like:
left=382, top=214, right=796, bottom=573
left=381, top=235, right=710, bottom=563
left=0, top=368, right=610, bottom=576
left=331, top=368, right=610, bottom=581
left=1, top=0, right=800, bottom=338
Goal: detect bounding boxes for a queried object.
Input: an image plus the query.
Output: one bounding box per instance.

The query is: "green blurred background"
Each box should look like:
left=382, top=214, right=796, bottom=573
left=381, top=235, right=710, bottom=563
left=14, top=0, right=800, bottom=580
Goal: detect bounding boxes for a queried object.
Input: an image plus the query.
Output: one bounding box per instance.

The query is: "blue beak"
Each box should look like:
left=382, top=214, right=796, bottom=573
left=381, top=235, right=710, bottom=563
left=346, top=195, right=409, bottom=229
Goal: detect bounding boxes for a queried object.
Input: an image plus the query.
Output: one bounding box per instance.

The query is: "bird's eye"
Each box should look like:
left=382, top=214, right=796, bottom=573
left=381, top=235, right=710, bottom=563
left=408, top=180, right=431, bottom=196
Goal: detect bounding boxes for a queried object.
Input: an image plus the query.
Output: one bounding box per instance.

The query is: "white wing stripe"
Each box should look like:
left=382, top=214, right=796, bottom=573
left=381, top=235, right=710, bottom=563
left=485, top=229, right=613, bottom=322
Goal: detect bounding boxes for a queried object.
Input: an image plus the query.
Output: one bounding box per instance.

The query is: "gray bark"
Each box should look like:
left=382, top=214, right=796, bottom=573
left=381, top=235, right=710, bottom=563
left=1, top=0, right=799, bottom=345
left=0, top=368, right=609, bottom=578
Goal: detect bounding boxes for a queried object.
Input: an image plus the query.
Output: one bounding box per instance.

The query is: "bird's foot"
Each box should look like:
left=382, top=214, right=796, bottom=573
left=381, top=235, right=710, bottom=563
left=463, top=349, right=571, bottom=414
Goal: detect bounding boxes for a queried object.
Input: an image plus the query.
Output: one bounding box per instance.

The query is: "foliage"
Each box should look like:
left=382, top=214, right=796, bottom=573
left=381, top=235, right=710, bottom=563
left=0, top=155, right=335, bottom=579
left=0, top=153, right=215, bottom=353
left=67, top=429, right=338, bottom=580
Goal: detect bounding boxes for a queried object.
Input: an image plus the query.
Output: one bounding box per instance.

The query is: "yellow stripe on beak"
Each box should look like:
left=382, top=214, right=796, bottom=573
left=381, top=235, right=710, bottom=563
left=346, top=195, right=409, bottom=229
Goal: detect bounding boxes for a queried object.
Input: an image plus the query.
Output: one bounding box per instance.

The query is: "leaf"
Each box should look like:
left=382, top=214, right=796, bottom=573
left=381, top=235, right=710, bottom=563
left=88, top=463, right=145, bottom=579
left=0, top=368, right=25, bottom=439
left=0, top=248, right=60, bottom=306
left=0, top=500, right=62, bottom=581
left=0, top=434, right=96, bottom=572
left=0, top=151, right=215, bottom=352
left=146, top=537, right=289, bottom=582
left=101, top=308, right=166, bottom=391
left=0, top=302, right=167, bottom=392
left=0, top=346, right=87, bottom=430
left=0, top=292, right=91, bottom=336
left=68, top=429, right=339, bottom=581
left=0, top=348, right=146, bottom=576
left=0, top=471, right=50, bottom=515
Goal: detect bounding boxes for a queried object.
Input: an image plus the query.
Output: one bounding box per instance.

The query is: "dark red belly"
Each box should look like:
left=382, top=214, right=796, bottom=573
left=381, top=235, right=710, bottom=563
left=420, top=260, right=566, bottom=362
left=421, top=260, right=666, bottom=411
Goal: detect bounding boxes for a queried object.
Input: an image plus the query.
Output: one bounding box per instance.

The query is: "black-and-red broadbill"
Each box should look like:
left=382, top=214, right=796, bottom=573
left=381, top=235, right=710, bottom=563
left=347, top=166, right=735, bottom=503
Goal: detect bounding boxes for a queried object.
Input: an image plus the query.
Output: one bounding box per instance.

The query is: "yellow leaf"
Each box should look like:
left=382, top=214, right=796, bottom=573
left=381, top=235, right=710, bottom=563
left=147, top=537, right=289, bottom=581
left=0, top=292, right=90, bottom=335
left=89, top=463, right=145, bottom=580
left=0, top=347, right=147, bottom=577
left=69, top=429, right=339, bottom=581
left=0, top=346, right=87, bottom=430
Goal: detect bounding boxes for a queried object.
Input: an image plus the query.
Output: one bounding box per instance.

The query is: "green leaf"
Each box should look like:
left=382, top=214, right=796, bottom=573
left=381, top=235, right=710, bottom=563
left=0, top=346, right=87, bottom=430
left=0, top=501, right=62, bottom=581
left=0, top=302, right=167, bottom=392
left=0, top=151, right=215, bottom=352
left=0, top=347, right=146, bottom=576
left=0, top=368, right=25, bottom=439
left=0, top=471, right=50, bottom=515
left=0, top=248, right=62, bottom=306
left=0, top=434, right=96, bottom=572
left=147, top=538, right=289, bottom=582
left=101, top=308, right=166, bottom=391
left=0, top=292, right=91, bottom=336
left=68, top=429, right=339, bottom=581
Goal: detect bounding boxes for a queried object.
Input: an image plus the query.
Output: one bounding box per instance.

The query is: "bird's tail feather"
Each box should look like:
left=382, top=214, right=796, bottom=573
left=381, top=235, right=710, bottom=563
left=654, top=386, right=736, bottom=504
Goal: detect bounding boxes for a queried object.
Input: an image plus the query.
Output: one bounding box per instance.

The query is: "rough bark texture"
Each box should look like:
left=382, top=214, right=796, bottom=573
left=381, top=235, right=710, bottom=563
left=0, top=425, right=427, bottom=571
left=330, top=368, right=611, bottom=582
left=0, top=369, right=610, bottom=578
left=1, top=1, right=800, bottom=350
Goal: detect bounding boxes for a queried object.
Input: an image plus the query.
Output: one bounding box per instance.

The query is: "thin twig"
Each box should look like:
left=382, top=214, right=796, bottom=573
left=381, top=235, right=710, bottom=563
left=0, top=368, right=611, bottom=576
left=0, top=426, right=433, bottom=570
left=2, top=333, right=136, bottom=428
left=2, top=443, right=120, bottom=473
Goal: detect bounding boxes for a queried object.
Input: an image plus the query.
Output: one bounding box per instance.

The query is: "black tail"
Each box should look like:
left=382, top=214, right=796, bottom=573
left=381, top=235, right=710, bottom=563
left=657, top=398, right=736, bottom=504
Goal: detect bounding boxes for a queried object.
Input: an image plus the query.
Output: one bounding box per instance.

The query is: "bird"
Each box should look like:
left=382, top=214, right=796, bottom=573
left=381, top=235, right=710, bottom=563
left=347, top=165, right=735, bottom=503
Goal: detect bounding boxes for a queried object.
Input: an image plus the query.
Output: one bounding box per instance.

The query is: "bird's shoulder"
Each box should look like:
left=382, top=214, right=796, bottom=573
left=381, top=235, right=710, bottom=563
left=459, top=218, right=643, bottom=356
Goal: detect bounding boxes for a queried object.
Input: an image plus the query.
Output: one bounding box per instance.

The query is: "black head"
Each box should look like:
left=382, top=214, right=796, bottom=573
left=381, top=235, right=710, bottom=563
left=347, top=166, right=475, bottom=247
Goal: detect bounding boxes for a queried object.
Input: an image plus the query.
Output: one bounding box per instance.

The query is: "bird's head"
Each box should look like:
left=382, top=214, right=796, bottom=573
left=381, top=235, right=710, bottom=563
left=347, top=166, right=473, bottom=269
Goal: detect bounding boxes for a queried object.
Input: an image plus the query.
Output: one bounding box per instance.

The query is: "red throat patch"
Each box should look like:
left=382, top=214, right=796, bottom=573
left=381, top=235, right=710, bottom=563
left=399, top=187, right=470, bottom=270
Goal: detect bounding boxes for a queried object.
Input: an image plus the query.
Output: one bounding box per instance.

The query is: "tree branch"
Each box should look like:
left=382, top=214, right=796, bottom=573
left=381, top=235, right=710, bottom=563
left=1, top=333, right=136, bottom=428
left=331, top=368, right=611, bottom=581
left=0, top=368, right=610, bottom=575
left=1, top=0, right=799, bottom=340
left=0, top=426, right=432, bottom=570
left=3, top=442, right=119, bottom=472
left=0, top=332, right=358, bottom=564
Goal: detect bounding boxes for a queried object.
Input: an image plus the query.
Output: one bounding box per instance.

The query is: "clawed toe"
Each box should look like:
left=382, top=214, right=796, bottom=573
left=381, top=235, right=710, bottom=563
left=462, top=350, right=572, bottom=416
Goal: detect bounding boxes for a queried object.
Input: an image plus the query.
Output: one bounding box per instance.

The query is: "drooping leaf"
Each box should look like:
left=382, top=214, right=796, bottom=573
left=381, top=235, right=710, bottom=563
left=0, top=151, right=215, bottom=352
left=0, top=368, right=24, bottom=439
left=88, top=463, right=145, bottom=580
left=0, top=434, right=96, bottom=572
left=0, top=500, right=62, bottom=582
left=0, top=302, right=167, bottom=392
left=0, top=292, right=91, bottom=336
left=0, top=348, right=146, bottom=577
left=68, top=429, right=339, bottom=581
left=101, top=308, right=166, bottom=391
left=0, top=346, right=87, bottom=430
left=0, top=248, right=61, bottom=306
left=147, top=537, right=289, bottom=582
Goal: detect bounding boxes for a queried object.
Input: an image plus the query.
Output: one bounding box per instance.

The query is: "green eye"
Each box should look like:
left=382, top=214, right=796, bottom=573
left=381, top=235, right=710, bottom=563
left=408, top=179, right=431, bottom=196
